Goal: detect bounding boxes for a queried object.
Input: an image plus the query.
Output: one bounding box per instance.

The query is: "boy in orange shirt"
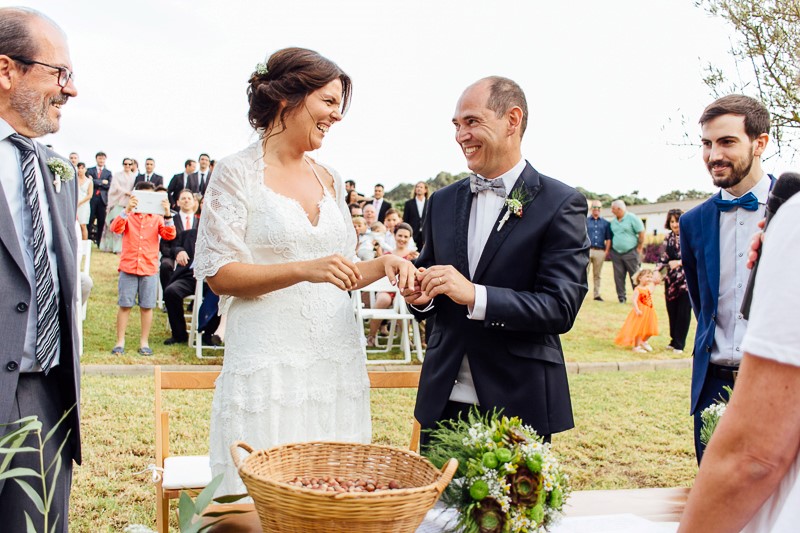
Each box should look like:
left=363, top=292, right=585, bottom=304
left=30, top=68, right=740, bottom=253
left=110, top=181, right=176, bottom=355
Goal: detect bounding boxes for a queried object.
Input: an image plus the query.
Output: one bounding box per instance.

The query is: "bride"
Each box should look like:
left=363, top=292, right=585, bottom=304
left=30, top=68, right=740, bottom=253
left=193, top=47, right=417, bottom=496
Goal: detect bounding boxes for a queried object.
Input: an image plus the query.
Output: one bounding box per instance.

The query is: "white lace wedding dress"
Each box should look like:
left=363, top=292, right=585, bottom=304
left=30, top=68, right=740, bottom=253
left=194, top=142, right=371, bottom=497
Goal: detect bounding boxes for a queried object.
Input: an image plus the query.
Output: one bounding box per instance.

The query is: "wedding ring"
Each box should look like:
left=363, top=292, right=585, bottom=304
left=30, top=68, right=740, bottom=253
left=438, top=277, right=444, bottom=285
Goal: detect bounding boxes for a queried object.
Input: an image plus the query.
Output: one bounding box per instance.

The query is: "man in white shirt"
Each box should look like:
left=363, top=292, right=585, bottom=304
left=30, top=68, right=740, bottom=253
left=403, top=181, right=428, bottom=250
left=190, top=152, right=212, bottom=197
left=159, top=188, right=196, bottom=295
left=404, top=76, right=589, bottom=442
left=133, top=157, right=163, bottom=188
left=372, top=183, right=391, bottom=222
left=680, top=94, right=773, bottom=462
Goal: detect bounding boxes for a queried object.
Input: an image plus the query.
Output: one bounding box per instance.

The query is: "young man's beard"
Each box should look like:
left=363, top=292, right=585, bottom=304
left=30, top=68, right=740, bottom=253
left=708, top=152, right=755, bottom=190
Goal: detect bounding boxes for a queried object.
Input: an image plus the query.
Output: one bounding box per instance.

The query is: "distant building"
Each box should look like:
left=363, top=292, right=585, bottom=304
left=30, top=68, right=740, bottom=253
left=599, top=199, right=706, bottom=236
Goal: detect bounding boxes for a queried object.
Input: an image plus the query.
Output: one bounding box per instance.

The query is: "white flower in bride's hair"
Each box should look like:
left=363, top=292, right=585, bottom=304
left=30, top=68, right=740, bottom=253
left=255, top=62, right=269, bottom=76
left=46, top=157, right=75, bottom=194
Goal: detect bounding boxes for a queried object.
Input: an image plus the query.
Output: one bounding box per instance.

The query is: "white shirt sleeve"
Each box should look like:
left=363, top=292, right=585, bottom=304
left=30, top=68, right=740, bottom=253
left=467, top=284, right=487, bottom=320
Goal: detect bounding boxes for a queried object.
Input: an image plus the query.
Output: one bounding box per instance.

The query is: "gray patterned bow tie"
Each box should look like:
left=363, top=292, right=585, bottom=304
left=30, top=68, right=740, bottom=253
left=469, top=174, right=507, bottom=198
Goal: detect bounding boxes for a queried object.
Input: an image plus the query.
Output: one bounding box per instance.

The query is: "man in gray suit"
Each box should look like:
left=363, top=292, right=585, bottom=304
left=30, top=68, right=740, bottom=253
left=0, top=7, right=81, bottom=531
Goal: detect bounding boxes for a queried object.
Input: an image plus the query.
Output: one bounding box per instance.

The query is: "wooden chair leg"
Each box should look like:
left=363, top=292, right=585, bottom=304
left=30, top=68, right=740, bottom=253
left=156, top=488, right=169, bottom=533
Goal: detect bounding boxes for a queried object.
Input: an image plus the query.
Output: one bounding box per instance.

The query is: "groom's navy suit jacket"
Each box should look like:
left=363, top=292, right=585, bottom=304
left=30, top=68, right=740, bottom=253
left=412, top=163, right=589, bottom=436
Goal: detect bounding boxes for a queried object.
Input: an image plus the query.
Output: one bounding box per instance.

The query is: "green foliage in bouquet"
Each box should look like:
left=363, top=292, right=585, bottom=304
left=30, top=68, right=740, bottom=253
left=424, top=408, right=570, bottom=533
left=700, top=385, right=733, bottom=446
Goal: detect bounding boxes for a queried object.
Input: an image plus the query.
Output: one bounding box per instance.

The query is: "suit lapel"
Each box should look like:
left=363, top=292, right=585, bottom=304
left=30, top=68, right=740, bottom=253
left=453, top=180, right=472, bottom=278
left=36, top=146, right=77, bottom=304
left=701, top=193, right=721, bottom=309
left=472, top=163, right=541, bottom=282
left=0, top=177, right=28, bottom=276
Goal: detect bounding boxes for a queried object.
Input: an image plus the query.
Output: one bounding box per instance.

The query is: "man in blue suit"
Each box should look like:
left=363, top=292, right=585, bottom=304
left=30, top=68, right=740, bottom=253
left=404, top=76, right=589, bottom=441
left=680, top=95, right=772, bottom=463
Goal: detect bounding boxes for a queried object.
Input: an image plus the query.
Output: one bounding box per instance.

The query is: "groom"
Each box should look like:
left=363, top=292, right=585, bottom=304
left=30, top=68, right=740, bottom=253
left=405, top=76, right=589, bottom=442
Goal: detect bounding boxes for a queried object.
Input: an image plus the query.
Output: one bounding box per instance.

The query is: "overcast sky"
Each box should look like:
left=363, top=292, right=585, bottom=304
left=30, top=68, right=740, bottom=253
left=22, top=0, right=795, bottom=200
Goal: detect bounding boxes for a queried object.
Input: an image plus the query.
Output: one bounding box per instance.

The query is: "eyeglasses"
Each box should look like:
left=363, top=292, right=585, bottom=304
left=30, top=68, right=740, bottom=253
left=123, top=162, right=132, bottom=166
left=9, top=56, right=74, bottom=88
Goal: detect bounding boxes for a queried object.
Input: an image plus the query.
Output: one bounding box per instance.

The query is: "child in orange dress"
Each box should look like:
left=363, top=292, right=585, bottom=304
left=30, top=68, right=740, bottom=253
left=615, top=268, right=659, bottom=352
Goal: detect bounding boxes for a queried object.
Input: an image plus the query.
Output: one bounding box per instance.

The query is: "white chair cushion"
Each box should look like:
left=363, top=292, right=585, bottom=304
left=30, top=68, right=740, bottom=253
left=162, top=455, right=212, bottom=490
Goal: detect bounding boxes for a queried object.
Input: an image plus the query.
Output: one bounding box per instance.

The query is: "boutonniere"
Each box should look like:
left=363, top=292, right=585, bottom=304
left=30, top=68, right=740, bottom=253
left=46, top=157, right=75, bottom=194
left=497, top=188, right=529, bottom=231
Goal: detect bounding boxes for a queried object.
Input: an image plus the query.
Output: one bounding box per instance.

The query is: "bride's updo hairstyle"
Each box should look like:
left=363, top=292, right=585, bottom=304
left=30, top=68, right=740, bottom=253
left=248, top=47, right=352, bottom=138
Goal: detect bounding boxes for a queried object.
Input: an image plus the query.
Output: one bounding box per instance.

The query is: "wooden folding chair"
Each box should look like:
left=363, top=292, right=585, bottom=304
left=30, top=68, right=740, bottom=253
left=367, top=370, right=422, bottom=452
left=154, top=368, right=422, bottom=531
left=154, top=366, right=218, bottom=533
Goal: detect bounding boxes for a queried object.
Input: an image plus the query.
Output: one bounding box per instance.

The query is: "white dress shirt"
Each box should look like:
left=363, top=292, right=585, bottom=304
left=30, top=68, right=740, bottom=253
left=711, top=173, right=770, bottom=366
left=415, top=197, right=425, bottom=218
left=450, top=158, right=527, bottom=404
left=180, top=210, right=194, bottom=231
left=0, top=118, right=61, bottom=372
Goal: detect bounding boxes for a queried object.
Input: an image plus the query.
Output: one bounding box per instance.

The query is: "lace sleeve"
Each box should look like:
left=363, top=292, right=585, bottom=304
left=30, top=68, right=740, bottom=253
left=194, top=156, right=254, bottom=280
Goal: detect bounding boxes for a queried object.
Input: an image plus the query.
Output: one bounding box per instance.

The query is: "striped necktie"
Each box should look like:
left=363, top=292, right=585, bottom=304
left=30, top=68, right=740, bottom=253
left=9, top=134, right=60, bottom=373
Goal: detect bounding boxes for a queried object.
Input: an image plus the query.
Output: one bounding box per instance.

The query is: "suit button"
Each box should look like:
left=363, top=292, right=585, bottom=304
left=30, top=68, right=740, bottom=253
left=6, top=361, right=18, bottom=372
left=16, top=302, right=28, bottom=312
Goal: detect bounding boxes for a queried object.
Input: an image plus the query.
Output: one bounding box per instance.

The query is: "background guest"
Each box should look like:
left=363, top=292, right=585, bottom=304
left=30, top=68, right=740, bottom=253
left=87, top=150, right=112, bottom=246
left=110, top=182, right=175, bottom=355
left=614, top=268, right=659, bottom=352
left=167, top=159, right=196, bottom=210
left=160, top=188, right=198, bottom=294
left=586, top=200, right=611, bottom=301
left=403, top=181, right=428, bottom=250
left=371, top=183, right=391, bottom=222
left=76, top=162, right=92, bottom=240
left=383, top=207, right=402, bottom=249
left=362, top=203, right=378, bottom=228
left=609, top=199, right=645, bottom=303
left=658, top=209, right=691, bottom=353
left=100, top=157, right=136, bottom=253
left=133, top=157, right=163, bottom=187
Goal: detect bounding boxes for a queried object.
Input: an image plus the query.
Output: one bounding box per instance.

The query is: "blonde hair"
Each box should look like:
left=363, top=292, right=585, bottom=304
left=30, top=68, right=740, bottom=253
left=632, top=268, right=655, bottom=286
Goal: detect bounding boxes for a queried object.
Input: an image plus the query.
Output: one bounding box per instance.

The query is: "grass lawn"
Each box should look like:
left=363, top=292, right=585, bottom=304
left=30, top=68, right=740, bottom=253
left=66, top=248, right=699, bottom=530
left=73, top=369, right=696, bottom=531
left=82, top=250, right=695, bottom=364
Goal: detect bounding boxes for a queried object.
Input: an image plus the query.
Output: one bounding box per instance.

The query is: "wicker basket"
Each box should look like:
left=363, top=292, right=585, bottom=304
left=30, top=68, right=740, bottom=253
left=230, top=440, right=458, bottom=533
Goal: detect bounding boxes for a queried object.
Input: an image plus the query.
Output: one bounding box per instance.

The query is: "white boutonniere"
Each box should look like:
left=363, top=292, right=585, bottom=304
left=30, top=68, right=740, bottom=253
left=497, top=188, right=529, bottom=231
left=46, top=157, right=75, bottom=194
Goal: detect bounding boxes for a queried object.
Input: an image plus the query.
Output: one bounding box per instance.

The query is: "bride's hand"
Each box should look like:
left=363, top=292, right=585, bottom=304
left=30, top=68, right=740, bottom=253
left=381, top=254, right=417, bottom=291
left=305, top=254, right=361, bottom=290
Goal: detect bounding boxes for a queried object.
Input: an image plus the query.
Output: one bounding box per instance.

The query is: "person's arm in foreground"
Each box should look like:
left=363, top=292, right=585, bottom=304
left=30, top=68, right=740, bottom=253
left=678, top=352, right=800, bottom=532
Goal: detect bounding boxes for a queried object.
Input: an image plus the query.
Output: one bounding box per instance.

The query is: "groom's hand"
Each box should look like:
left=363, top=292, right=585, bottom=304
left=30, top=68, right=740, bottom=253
left=419, top=265, right=475, bottom=307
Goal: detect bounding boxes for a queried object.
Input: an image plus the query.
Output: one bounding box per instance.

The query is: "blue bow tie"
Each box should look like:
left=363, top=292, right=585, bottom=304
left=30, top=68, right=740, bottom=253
left=713, top=192, right=759, bottom=212
left=469, top=174, right=507, bottom=198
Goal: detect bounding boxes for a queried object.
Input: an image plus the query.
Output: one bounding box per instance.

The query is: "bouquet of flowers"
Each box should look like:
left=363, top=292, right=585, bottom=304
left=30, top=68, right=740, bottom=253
left=423, top=408, right=569, bottom=533
left=700, top=385, right=733, bottom=446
